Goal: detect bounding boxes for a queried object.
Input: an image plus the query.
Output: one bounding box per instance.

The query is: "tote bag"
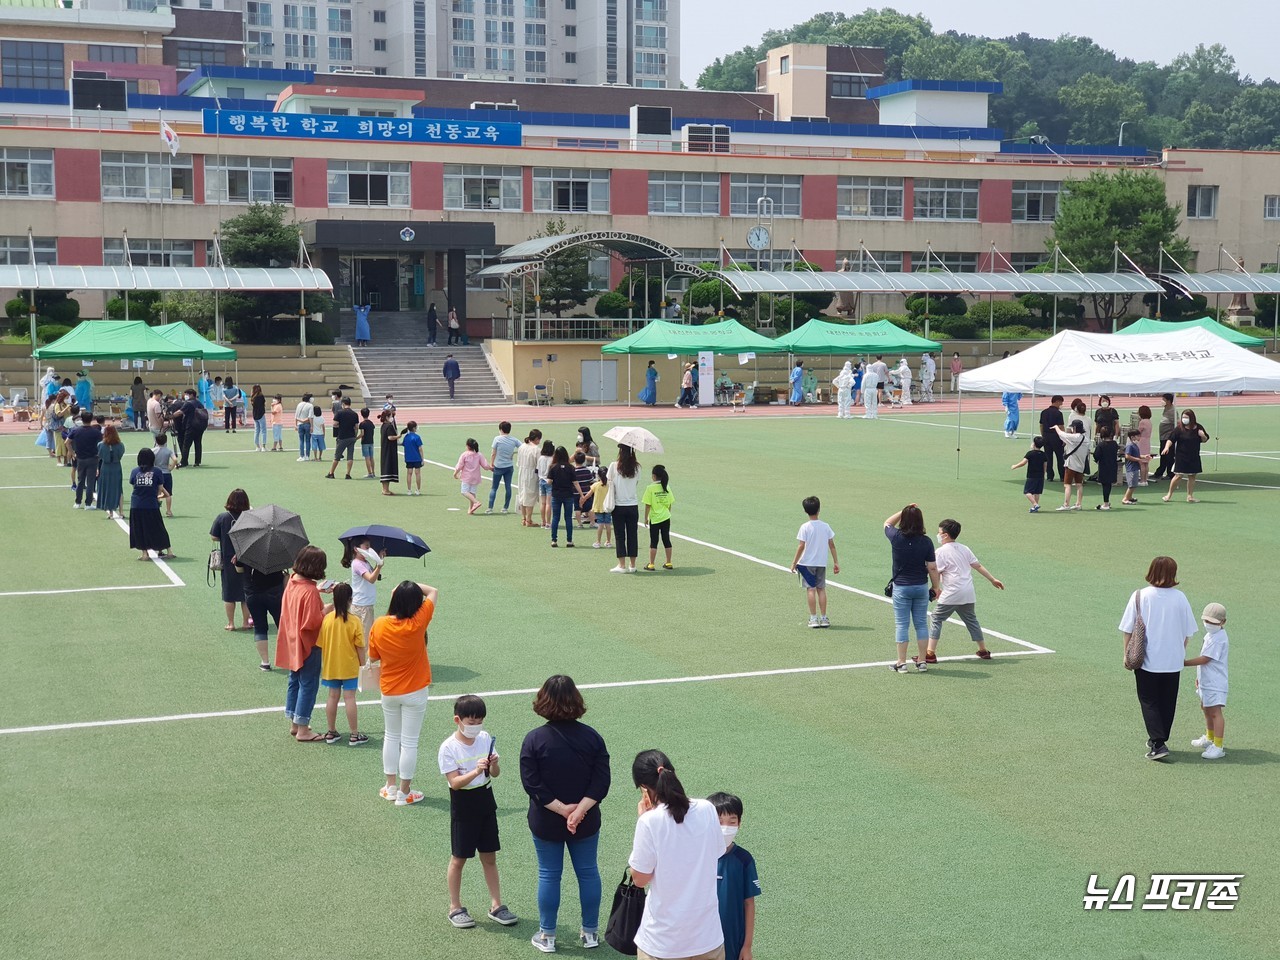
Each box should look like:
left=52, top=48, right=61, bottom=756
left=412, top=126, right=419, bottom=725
left=604, top=869, right=646, bottom=956
left=358, top=660, right=382, bottom=693
left=1123, top=590, right=1147, bottom=671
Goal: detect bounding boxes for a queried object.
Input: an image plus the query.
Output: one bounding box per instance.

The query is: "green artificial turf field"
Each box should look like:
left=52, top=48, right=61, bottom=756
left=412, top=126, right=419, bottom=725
left=1, top=405, right=1276, bottom=960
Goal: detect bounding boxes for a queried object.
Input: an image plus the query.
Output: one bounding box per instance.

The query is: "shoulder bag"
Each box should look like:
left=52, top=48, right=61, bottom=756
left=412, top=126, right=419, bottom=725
left=358, top=659, right=382, bottom=693
left=604, top=868, right=646, bottom=956
left=603, top=463, right=617, bottom=513
left=1123, top=590, right=1147, bottom=671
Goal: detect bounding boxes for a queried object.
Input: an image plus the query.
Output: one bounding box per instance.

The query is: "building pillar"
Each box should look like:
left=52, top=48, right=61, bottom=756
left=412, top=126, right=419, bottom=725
left=446, top=247, right=468, bottom=323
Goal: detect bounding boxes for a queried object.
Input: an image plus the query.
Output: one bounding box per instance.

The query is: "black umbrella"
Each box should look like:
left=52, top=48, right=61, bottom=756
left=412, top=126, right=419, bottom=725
left=337, top=524, right=430, bottom=559
left=230, top=505, right=309, bottom=574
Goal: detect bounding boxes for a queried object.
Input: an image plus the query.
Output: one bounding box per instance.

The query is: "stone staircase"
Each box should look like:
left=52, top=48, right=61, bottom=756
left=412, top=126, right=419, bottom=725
left=342, top=311, right=508, bottom=406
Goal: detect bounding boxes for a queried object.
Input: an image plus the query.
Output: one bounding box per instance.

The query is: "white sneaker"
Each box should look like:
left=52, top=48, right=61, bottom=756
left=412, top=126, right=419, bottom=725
left=1190, top=735, right=1213, bottom=748
left=807, top=615, right=820, bottom=628
left=580, top=931, right=599, bottom=949
left=531, top=932, right=557, bottom=953
left=1055, top=505, right=1071, bottom=511
left=609, top=565, right=626, bottom=573
left=296, top=457, right=307, bottom=462
left=1201, top=744, right=1225, bottom=759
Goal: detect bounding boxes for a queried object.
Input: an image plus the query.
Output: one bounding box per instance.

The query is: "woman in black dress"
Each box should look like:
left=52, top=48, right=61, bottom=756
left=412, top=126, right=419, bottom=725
left=1161, top=408, right=1211, bottom=503
left=129, top=448, right=172, bottom=559
left=211, top=488, right=252, bottom=632
left=379, top=409, right=400, bottom=496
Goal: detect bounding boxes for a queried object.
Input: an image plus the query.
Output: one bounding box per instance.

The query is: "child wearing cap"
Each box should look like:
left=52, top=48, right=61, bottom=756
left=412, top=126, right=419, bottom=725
left=1185, top=603, right=1229, bottom=760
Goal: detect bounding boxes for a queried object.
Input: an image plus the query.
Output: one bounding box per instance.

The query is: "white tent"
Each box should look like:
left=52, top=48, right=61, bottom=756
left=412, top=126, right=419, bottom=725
left=958, top=328, right=1280, bottom=394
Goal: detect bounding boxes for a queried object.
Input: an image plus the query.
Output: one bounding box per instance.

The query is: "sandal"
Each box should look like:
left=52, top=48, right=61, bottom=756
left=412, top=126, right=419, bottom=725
left=976, top=649, right=993, bottom=660
left=1186, top=497, right=1200, bottom=503
left=224, top=624, right=236, bottom=631
left=1160, top=495, right=1170, bottom=502
left=295, top=732, right=326, bottom=743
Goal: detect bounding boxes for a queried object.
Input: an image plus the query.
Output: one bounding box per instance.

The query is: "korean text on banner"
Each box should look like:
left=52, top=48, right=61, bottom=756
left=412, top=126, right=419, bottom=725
left=202, top=110, right=522, bottom=147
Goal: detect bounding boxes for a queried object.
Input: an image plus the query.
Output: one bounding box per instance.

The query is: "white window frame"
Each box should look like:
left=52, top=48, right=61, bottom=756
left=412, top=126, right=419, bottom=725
left=532, top=167, right=609, bottom=213
left=1265, top=195, right=1280, bottom=220
left=103, top=238, right=195, bottom=268
left=1187, top=185, right=1218, bottom=220
left=842, top=250, right=903, bottom=272
left=729, top=173, right=801, bottom=218
left=0, top=235, right=56, bottom=264
left=1012, top=180, right=1059, bottom=223
left=837, top=176, right=903, bottom=219
left=913, top=178, right=979, bottom=221
left=101, top=151, right=194, bottom=203
left=0, top=147, right=54, bottom=198
left=204, top=156, right=293, bottom=204
left=327, top=160, right=410, bottom=207
left=913, top=251, right=978, bottom=272
left=444, top=164, right=522, bottom=210
left=647, top=171, right=719, bottom=216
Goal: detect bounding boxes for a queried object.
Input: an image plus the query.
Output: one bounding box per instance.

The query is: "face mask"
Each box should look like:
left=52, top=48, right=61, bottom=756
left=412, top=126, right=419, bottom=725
left=1181, top=418, right=1191, bottom=426
left=1101, top=402, right=1109, bottom=408
left=576, top=434, right=583, bottom=443
left=461, top=723, right=484, bottom=739
left=1204, top=621, right=1221, bottom=631
left=937, top=534, right=945, bottom=545
left=721, top=825, right=739, bottom=845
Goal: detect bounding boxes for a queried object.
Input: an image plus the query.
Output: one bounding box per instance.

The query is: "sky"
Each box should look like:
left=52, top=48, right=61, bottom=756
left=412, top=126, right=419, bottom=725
left=680, top=1, right=1275, bottom=87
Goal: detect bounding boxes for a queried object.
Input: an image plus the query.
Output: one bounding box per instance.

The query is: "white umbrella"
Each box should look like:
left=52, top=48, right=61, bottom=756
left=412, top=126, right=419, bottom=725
left=603, top=425, right=664, bottom=453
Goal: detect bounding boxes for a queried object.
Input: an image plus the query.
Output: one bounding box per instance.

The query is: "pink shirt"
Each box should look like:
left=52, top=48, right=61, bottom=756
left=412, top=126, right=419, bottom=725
left=454, top=450, right=489, bottom=485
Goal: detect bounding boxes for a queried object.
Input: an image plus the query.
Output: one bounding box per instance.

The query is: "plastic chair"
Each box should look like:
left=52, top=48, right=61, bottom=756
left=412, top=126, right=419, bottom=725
left=532, top=383, right=549, bottom=406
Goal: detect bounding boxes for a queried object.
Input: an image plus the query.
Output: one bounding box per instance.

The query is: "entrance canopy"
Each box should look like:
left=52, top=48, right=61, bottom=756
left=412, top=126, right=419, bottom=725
left=0, top=264, right=332, bottom=292
left=775, top=318, right=940, bottom=355
left=713, top=269, right=1161, bottom=296
left=152, top=321, right=238, bottom=360
left=1157, top=272, right=1280, bottom=296
left=602, top=319, right=784, bottom=355
left=499, top=231, right=692, bottom=266
left=1118, top=316, right=1266, bottom=347
left=957, top=327, right=1280, bottom=394
left=33, top=321, right=200, bottom=361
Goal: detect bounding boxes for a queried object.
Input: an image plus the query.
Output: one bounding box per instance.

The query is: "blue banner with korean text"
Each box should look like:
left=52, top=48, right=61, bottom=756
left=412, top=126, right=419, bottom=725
left=201, top=109, right=522, bottom=146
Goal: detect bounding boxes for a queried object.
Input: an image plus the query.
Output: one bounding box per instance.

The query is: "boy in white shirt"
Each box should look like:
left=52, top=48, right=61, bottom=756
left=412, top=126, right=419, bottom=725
left=1185, top=603, right=1229, bottom=760
left=926, top=518, right=1004, bottom=664
left=789, top=496, right=839, bottom=629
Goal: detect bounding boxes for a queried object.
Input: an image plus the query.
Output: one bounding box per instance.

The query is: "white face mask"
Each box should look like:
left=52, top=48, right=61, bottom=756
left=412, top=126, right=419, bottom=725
left=1181, top=417, right=1191, bottom=426
left=461, top=723, right=484, bottom=739
left=937, top=534, right=945, bottom=545
left=721, top=825, right=739, bottom=845
left=1203, top=621, right=1221, bottom=631
left=576, top=434, right=583, bottom=443
left=1101, top=401, right=1109, bottom=408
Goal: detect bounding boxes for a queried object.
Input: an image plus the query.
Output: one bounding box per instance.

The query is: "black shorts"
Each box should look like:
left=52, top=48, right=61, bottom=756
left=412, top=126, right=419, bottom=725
left=1023, top=477, right=1045, bottom=495
left=450, top=785, right=500, bottom=859
left=333, top=437, right=356, bottom=462
left=649, top=518, right=671, bottom=549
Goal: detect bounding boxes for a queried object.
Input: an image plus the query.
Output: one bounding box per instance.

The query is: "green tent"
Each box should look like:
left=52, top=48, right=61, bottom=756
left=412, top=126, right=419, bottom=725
left=774, top=318, right=941, bottom=355
left=152, top=321, right=238, bottom=360
left=1117, top=316, right=1266, bottom=347
left=33, top=321, right=196, bottom=361
left=602, top=318, right=785, bottom=355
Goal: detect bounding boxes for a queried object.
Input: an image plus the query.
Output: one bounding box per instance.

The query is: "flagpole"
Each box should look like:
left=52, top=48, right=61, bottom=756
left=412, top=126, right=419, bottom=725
left=159, top=109, right=168, bottom=324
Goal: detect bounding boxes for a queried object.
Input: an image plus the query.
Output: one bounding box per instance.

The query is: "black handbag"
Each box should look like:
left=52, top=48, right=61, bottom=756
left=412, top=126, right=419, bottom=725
left=604, top=868, right=646, bottom=956
left=884, top=579, right=893, bottom=597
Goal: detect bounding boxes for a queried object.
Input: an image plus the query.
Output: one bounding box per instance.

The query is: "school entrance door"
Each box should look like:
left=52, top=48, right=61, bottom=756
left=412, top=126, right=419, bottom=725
left=353, top=257, right=400, bottom=311
left=580, top=360, right=617, bottom=402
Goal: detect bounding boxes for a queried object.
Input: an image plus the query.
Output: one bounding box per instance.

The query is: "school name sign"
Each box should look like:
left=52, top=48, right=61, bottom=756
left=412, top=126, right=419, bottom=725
left=201, top=109, right=522, bottom=146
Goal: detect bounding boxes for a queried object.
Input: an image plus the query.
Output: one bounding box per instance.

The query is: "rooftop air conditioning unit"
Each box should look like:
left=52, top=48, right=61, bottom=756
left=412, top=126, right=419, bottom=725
left=681, top=123, right=730, bottom=154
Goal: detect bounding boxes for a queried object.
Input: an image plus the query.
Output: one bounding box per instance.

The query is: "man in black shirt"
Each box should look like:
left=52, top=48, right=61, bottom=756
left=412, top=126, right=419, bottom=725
left=67, top=411, right=102, bottom=508
left=1039, top=395, right=1066, bottom=482
left=326, top=397, right=361, bottom=479
left=175, top=389, right=206, bottom=467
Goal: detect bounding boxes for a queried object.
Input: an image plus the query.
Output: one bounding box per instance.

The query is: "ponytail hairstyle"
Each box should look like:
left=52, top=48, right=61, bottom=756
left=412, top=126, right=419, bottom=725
left=540, top=439, right=555, bottom=457
left=331, top=582, right=352, bottom=622
left=651, top=464, right=669, bottom=492
left=632, top=749, right=691, bottom=824
left=340, top=536, right=371, bottom=569
left=466, top=437, right=479, bottom=453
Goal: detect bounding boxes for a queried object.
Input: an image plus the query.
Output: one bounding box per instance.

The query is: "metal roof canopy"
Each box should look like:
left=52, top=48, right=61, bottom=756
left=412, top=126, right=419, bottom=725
left=1157, top=272, right=1280, bottom=296
left=711, top=269, right=1161, bottom=296
left=0, top=264, right=333, bottom=292
left=497, top=231, right=708, bottom=276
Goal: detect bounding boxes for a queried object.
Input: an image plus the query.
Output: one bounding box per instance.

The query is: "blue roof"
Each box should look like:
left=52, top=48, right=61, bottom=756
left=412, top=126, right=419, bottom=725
left=178, top=65, right=315, bottom=96
left=866, top=79, right=1003, bottom=100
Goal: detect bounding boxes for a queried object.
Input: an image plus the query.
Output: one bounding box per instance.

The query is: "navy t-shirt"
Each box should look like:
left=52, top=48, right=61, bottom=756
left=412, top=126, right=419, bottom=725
left=717, top=845, right=760, bottom=960
left=129, top=466, right=162, bottom=509
left=885, top=525, right=935, bottom=586
left=548, top=463, right=577, bottom=499
left=1024, top=449, right=1047, bottom=479
left=333, top=408, right=359, bottom=440
left=358, top=419, right=375, bottom=445
left=69, top=424, right=103, bottom=460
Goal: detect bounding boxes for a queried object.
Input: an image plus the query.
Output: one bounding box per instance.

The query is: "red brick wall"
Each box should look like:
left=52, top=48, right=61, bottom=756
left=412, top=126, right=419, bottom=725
left=54, top=149, right=101, bottom=203
left=413, top=161, right=443, bottom=211
left=611, top=168, right=648, bottom=216
left=293, top=157, right=328, bottom=208
left=58, top=236, right=103, bottom=266
left=802, top=174, right=837, bottom=221
left=979, top=179, right=1012, bottom=224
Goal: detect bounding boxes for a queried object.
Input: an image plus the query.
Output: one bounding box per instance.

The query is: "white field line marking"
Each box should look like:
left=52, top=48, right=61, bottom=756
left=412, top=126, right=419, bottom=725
left=109, top=513, right=185, bottom=586
left=0, top=583, right=179, bottom=598
left=0, top=649, right=1050, bottom=736
left=0, top=455, right=52, bottom=460
left=1192, top=479, right=1280, bottom=490
left=0, top=484, right=74, bottom=489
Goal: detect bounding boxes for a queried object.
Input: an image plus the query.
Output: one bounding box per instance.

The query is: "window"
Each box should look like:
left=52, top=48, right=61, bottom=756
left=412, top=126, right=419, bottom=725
left=327, top=160, right=410, bottom=206
left=829, top=75, right=870, bottom=99
left=357, top=109, right=396, bottom=117
left=648, top=172, right=719, bottom=216
left=837, top=176, right=903, bottom=219
left=374, top=8, right=386, bottom=21
left=525, top=23, right=546, bottom=46
left=726, top=249, right=790, bottom=270
left=564, top=0, right=575, bottom=8
left=329, top=36, right=353, bottom=61
left=564, top=52, right=576, bottom=64
left=913, top=251, right=978, bottom=272
left=533, top=167, right=609, bottom=213
left=485, top=0, right=514, bottom=14
left=175, top=41, right=228, bottom=69
left=0, top=235, right=56, bottom=265
left=635, top=0, right=665, bottom=20
left=444, top=164, right=522, bottom=210
left=913, top=179, right=979, bottom=221
left=524, top=0, right=545, bottom=17
left=485, top=47, right=515, bottom=72
left=779, top=55, right=789, bottom=75
left=635, top=25, right=665, bottom=48
left=328, top=6, right=352, bottom=31
left=842, top=251, right=904, bottom=272
left=452, top=0, right=475, bottom=10
left=101, top=152, right=193, bottom=202
left=205, top=156, right=293, bottom=203
left=564, top=24, right=576, bottom=37
left=525, top=50, right=546, bottom=74
left=1, top=41, right=64, bottom=90
left=452, top=45, right=475, bottom=69
left=1012, top=180, right=1059, bottom=222
left=486, top=20, right=515, bottom=44
left=1266, top=196, right=1280, bottom=220
left=247, top=31, right=275, bottom=57
left=729, top=173, right=801, bottom=217
left=413, top=0, right=426, bottom=76
left=466, top=247, right=506, bottom=290
left=1009, top=253, right=1046, bottom=272
left=452, top=17, right=475, bottom=41
left=635, top=51, right=665, bottom=76
left=283, top=4, right=318, bottom=29
left=374, top=38, right=387, bottom=52
left=104, top=238, right=195, bottom=268
left=87, top=45, right=138, bottom=64
left=247, top=1, right=273, bottom=26
left=1187, top=185, right=1218, bottom=220
left=0, top=148, right=54, bottom=198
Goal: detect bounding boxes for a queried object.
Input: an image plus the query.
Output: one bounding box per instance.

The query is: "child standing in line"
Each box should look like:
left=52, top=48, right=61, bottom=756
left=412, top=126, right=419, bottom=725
left=641, top=464, right=676, bottom=571
left=1093, top=425, right=1119, bottom=511
left=586, top=467, right=613, bottom=550
left=359, top=407, right=377, bottom=479
left=151, top=432, right=177, bottom=518
left=402, top=421, right=424, bottom=495
left=708, top=792, right=760, bottom=960
left=573, top=450, right=595, bottom=526
left=1010, top=437, right=1048, bottom=513
left=454, top=438, right=491, bottom=515
left=789, top=495, right=839, bottom=628
left=317, top=583, right=368, bottom=746
left=270, top=394, right=284, bottom=452
left=1121, top=428, right=1149, bottom=505
left=1186, top=603, right=1229, bottom=760
left=310, top=405, right=327, bottom=461
left=537, top=439, right=554, bottom=529
left=438, top=695, right=519, bottom=930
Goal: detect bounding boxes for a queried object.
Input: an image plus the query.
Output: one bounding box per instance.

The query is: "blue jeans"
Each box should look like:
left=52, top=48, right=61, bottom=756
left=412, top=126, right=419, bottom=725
left=551, top=496, right=574, bottom=543
left=254, top=418, right=267, bottom=447
left=488, top=464, right=514, bottom=509
left=892, top=582, right=930, bottom=643
left=532, top=832, right=602, bottom=937
left=284, top=646, right=322, bottom=725
left=297, top=423, right=311, bottom=458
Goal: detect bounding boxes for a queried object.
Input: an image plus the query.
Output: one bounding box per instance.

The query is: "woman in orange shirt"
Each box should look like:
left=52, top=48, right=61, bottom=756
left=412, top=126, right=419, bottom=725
left=277, top=545, right=334, bottom=743
left=369, top=579, right=439, bottom=805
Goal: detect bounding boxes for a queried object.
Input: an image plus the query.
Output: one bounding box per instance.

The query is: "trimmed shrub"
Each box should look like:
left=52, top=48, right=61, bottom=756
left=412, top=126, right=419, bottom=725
left=966, top=299, right=1030, bottom=325
left=5, top=298, right=27, bottom=320
left=930, top=316, right=978, bottom=339
left=593, top=291, right=632, bottom=319
left=906, top=294, right=966, bottom=317
left=43, top=298, right=80, bottom=326
left=992, top=325, right=1051, bottom=340
left=37, top=324, right=73, bottom=343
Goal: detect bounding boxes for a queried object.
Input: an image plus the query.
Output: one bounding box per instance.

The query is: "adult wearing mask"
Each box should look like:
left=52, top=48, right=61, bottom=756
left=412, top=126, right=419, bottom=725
left=1094, top=395, right=1121, bottom=439
left=426, top=302, right=439, bottom=346
left=175, top=388, right=199, bottom=466
left=675, top=364, right=695, bottom=409
left=884, top=504, right=941, bottom=672
left=95, top=424, right=126, bottom=520
left=1160, top=409, right=1211, bottom=503
left=1001, top=391, right=1022, bottom=438
left=210, top=488, right=252, bottom=632
left=517, top=428, right=543, bottom=527
left=130, top=376, right=147, bottom=430
left=1150, top=393, right=1177, bottom=481
left=788, top=360, right=804, bottom=405
left=920, top=352, right=937, bottom=402
left=294, top=393, right=314, bottom=461
left=949, top=352, right=963, bottom=393
left=1136, top=404, right=1154, bottom=485
left=443, top=353, right=461, bottom=401
left=487, top=420, right=521, bottom=513
left=627, top=750, right=725, bottom=960
left=893, top=358, right=912, bottom=405
left=520, top=675, right=611, bottom=954
left=68, top=411, right=102, bottom=509
left=222, top=378, right=242, bottom=434
left=638, top=360, right=659, bottom=406
left=39, top=366, right=58, bottom=399
left=1051, top=420, right=1090, bottom=511
left=277, top=545, right=333, bottom=743
left=607, top=443, right=641, bottom=573
left=1038, top=395, right=1065, bottom=482
left=379, top=409, right=401, bottom=496
left=1119, top=556, right=1197, bottom=761
left=861, top=356, right=887, bottom=419
left=74, top=370, right=93, bottom=413
left=146, top=389, right=167, bottom=442
left=447, top=305, right=461, bottom=345
left=831, top=361, right=855, bottom=419
left=251, top=385, right=268, bottom=452
left=576, top=426, right=600, bottom=467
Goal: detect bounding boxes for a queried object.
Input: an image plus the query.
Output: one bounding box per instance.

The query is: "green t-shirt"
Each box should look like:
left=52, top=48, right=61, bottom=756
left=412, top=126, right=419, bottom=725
left=642, top=482, right=675, bottom=524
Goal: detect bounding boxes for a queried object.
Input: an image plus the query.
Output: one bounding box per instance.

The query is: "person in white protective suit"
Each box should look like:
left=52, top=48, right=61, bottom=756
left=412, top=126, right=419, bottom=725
left=920, top=353, right=936, bottom=403
left=894, top=358, right=913, bottom=405
left=832, top=361, right=856, bottom=419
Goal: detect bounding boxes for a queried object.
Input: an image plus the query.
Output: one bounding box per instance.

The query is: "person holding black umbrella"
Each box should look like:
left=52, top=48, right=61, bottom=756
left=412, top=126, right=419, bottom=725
left=231, top=504, right=310, bottom=672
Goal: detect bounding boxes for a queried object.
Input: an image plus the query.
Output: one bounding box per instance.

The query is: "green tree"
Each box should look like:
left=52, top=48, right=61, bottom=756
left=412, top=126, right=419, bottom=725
left=1159, top=43, right=1240, bottom=115
left=835, top=8, right=932, bottom=80
left=1057, top=74, right=1147, bottom=144
left=1047, top=169, right=1193, bottom=321
left=531, top=218, right=591, bottom=317
left=696, top=46, right=763, bottom=92
left=1223, top=85, right=1280, bottom=150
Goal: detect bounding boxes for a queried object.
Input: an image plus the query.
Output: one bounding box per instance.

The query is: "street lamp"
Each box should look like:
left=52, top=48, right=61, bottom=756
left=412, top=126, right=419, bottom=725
left=1118, top=121, right=1131, bottom=146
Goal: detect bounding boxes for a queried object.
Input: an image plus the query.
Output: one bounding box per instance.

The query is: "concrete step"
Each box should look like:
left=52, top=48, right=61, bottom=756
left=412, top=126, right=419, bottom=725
left=349, top=341, right=507, bottom=407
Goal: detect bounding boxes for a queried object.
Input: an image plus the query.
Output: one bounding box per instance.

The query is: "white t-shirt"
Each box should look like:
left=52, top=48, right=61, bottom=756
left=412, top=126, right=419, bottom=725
left=865, top=361, right=887, bottom=388
left=795, top=519, right=835, bottom=568
left=294, top=400, right=313, bottom=424
left=628, top=798, right=725, bottom=959
left=350, top=558, right=377, bottom=607
left=438, top=730, right=495, bottom=789
left=312, top=414, right=325, bottom=435
left=608, top=462, right=641, bottom=506
left=1196, top=628, right=1229, bottom=693
left=935, top=541, right=979, bottom=605
left=1118, top=586, right=1197, bottom=673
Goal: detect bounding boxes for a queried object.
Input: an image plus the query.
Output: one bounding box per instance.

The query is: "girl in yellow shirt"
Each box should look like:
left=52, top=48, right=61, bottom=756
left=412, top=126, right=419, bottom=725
left=317, top=583, right=368, bottom=745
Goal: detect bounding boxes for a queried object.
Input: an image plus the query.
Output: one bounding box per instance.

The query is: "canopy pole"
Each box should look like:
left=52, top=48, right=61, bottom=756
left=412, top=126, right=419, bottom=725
left=988, top=297, right=994, bottom=355
left=28, top=293, right=38, bottom=401
left=626, top=354, right=631, bottom=408
left=955, top=387, right=962, bottom=480
left=1052, top=295, right=1058, bottom=337
left=1215, top=393, right=1221, bottom=471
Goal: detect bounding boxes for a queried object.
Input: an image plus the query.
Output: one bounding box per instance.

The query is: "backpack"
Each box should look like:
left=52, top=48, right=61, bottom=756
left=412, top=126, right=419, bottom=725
left=193, top=405, right=210, bottom=430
